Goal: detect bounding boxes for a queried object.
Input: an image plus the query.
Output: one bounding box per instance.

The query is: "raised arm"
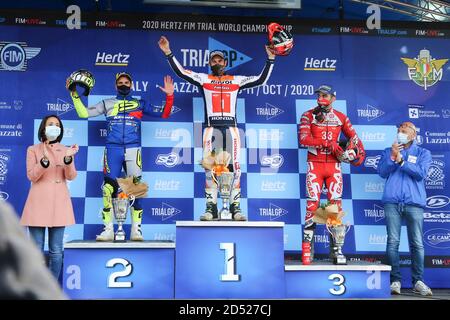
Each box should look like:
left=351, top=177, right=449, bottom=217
left=239, top=45, right=275, bottom=89
left=158, top=36, right=203, bottom=86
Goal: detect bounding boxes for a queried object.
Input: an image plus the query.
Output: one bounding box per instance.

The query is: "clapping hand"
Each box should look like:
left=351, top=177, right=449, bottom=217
left=65, top=144, right=79, bottom=157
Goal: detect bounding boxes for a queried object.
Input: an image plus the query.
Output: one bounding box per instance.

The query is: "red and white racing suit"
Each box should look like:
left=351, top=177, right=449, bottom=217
left=166, top=53, right=274, bottom=201
left=299, top=106, right=357, bottom=229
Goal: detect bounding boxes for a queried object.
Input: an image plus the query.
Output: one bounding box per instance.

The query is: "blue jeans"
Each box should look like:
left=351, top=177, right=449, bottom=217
left=28, top=226, right=65, bottom=280
left=384, top=203, right=424, bottom=285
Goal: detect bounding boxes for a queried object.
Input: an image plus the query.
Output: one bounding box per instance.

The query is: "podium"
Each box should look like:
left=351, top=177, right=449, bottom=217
left=62, top=228, right=393, bottom=299
left=285, top=261, right=391, bottom=298
left=175, top=221, right=285, bottom=299
left=63, top=241, right=175, bottom=299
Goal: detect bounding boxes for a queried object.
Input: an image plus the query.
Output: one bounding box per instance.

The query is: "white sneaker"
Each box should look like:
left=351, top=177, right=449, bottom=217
left=130, top=223, right=144, bottom=241
left=96, top=223, right=114, bottom=241
left=413, top=280, right=433, bottom=296
left=390, top=281, right=401, bottom=295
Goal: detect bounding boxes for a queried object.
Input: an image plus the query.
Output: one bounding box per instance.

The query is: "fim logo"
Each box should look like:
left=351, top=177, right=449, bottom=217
left=364, top=155, right=381, bottom=169
left=401, top=49, right=448, bottom=90
left=0, top=42, right=41, bottom=71
left=261, top=154, right=284, bottom=169
left=255, top=102, right=284, bottom=120
left=259, top=203, right=288, bottom=221
left=155, top=152, right=180, bottom=168
left=151, top=202, right=181, bottom=221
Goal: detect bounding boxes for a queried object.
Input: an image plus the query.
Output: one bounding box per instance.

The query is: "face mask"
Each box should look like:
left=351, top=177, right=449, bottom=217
left=45, top=125, right=61, bottom=141
left=117, top=85, right=131, bottom=96
left=211, top=64, right=224, bottom=76
left=318, top=97, right=331, bottom=107
left=397, top=132, right=410, bottom=145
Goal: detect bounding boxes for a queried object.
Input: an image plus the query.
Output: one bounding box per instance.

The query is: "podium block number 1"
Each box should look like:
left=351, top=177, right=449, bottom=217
left=106, top=258, right=133, bottom=288
left=220, top=243, right=240, bottom=282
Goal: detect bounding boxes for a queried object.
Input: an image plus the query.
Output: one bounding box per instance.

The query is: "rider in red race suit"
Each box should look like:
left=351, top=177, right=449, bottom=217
left=158, top=36, right=275, bottom=221
left=299, top=85, right=364, bottom=261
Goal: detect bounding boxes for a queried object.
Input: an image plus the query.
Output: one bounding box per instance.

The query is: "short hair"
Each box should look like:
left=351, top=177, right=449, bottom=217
left=37, top=114, right=64, bottom=143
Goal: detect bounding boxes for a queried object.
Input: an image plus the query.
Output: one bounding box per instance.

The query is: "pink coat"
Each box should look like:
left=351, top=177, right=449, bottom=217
left=21, top=142, right=77, bottom=227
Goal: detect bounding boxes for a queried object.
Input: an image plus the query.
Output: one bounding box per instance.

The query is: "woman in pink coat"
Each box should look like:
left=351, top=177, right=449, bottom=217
left=21, top=114, right=79, bottom=280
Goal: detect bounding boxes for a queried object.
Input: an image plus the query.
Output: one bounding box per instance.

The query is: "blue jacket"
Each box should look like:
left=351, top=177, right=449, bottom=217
left=81, top=93, right=173, bottom=148
left=378, top=141, right=431, bottom=208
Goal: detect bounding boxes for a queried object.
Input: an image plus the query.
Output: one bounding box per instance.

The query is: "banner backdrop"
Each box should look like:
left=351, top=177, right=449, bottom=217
left=0, top=11, right=449, bottom=288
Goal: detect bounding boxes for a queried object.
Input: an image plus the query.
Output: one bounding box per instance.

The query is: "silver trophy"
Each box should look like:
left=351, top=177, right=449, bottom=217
left=212, top=171, right=235, bottom=221
left=112, top=195, right=135, bottom=242
left=326, top=224, right=351, bottom=265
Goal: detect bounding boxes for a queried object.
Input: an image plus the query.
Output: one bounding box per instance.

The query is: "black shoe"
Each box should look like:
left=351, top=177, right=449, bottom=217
left=200, top=202, right=218, bottom=221
left=230, top=203, right=246, bottom=221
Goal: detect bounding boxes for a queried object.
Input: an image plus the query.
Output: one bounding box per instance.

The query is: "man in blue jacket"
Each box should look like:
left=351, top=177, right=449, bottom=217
left=378, top=121, right=432, bottom=296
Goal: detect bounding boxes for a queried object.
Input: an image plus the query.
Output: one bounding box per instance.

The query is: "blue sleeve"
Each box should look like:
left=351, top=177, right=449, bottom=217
left=378, top=148, right=397, bottom=179
left=400, top=148, right=432, bottom=181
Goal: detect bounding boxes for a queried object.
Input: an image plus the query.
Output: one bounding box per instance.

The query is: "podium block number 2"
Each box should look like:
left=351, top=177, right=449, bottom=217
left=220, top=243, right=240, bottom=282
left=106, top=258, right=133, bottom=288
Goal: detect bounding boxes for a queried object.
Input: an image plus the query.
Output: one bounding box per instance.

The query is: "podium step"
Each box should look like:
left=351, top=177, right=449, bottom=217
left=285, top=260, right=391, bottom=298
left=63, top=240, right=175, bottom=299
left=175, top=221, right=285, bottom=298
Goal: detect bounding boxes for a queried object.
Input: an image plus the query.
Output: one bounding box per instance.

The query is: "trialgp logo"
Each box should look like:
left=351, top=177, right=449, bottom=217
left=401, top=49, right=448, bottom=90
left=181, top=37, right=252, bottom=71
left=0, top=42, right=41, bottom=71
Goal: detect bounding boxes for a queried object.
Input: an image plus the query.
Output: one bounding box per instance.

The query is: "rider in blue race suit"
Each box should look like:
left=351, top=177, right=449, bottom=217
left=68, top=72, right=174, bottom=241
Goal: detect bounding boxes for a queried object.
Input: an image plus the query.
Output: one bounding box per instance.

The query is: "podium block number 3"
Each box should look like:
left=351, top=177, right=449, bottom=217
left=328, top=273, right=346, bottom=296
left=106, top=258, right=133, bottom=288
left=220, top=243, right=240, bottom=282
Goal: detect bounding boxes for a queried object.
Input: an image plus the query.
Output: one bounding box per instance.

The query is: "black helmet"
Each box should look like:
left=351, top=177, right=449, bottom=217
left=267, top=22, right=294, bottom=56
left=66, top=69, right=95, bottom=96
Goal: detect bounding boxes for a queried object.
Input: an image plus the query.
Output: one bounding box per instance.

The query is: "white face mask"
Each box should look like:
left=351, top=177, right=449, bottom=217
left=45, top=125, right=61, bottom=141
left=397, top=132, right=410, bottom=145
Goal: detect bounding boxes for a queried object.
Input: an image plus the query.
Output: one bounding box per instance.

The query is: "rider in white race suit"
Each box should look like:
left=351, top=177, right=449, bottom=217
left=158, top=36, right=275, bottom=220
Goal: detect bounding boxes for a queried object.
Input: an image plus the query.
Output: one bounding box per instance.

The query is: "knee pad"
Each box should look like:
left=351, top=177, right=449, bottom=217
left=103, top=176, right=120, bottom=197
